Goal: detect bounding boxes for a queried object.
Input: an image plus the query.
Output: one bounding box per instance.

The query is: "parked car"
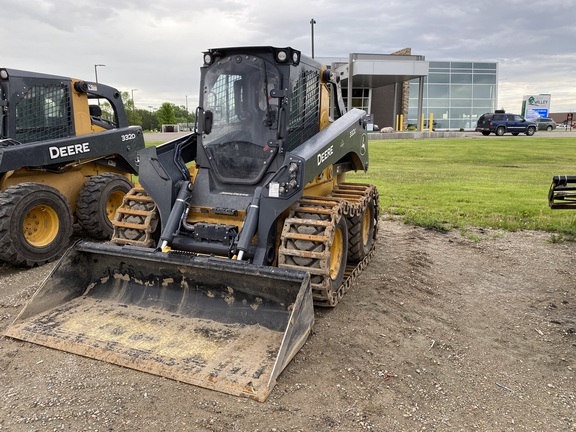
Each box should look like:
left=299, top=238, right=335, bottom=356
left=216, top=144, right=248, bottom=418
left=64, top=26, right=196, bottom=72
left=476, top=112, right=537, bottom=136
left=532, top=117, right=557, bottom=131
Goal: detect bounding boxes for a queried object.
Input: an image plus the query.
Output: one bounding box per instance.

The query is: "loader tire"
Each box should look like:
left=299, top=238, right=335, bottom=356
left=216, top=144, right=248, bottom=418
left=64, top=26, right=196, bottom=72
left=76, top=173, right=133, bottom=239
left=279, top=185, right=379, bottom=307
left=329, top=216, right=349, bottom=287
left=347, top=197, right=376, bottom=263
left=279, top=198, right=348, bottom=307
left=111, top=186, right=159, bottom=247
left=0, top=183, right=73, bottom=267
left=285, top=213, right=348, bottom=287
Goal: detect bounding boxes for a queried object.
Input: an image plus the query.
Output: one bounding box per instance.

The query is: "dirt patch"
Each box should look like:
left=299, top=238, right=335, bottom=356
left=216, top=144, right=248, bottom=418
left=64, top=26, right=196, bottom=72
left=1, top=220, right=575, bottom=431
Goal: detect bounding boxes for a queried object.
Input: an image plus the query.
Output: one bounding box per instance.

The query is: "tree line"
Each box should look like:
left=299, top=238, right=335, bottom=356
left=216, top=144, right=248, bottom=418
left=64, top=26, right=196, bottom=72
left=101, top=91, right=195, bottom=131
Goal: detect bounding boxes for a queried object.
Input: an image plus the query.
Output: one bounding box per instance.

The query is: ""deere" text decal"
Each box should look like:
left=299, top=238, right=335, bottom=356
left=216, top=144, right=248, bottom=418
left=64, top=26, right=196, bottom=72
left=49, top=143, right=90, bottom=159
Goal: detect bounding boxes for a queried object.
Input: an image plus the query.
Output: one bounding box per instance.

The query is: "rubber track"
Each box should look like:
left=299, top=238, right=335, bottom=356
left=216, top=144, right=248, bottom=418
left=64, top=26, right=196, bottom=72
left=278, top=183, right=379, bottom=307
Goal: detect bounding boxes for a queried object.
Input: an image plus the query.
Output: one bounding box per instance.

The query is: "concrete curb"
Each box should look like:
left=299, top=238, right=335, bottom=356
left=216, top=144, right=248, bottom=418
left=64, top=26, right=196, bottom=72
left=368, top=131, right=467, bottom=140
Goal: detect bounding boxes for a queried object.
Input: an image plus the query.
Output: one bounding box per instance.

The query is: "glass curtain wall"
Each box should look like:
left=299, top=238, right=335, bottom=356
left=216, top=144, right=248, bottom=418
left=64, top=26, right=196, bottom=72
left=342, top=88, right=372, bottom=112
left=408, top=62, right=497, bottom=130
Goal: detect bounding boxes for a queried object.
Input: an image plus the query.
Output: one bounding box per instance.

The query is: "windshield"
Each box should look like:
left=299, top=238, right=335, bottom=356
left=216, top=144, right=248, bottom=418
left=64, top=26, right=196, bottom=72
left=202, top=55, right=281, bottom=184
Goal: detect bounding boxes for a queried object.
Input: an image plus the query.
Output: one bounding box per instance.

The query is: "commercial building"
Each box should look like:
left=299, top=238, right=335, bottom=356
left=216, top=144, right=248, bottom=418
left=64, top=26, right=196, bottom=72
left=408, top=61, right=498, bottom=130
left=322, top=49, right=498, bottom=131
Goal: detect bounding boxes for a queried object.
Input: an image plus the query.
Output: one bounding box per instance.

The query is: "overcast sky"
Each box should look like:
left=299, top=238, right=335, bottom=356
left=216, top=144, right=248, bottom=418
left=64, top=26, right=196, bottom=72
left=3, top=0, right=575, bottom=117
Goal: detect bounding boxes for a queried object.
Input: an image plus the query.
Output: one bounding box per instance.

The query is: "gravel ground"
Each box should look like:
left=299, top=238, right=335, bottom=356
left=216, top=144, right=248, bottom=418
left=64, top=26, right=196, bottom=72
left=0, top=219, right=575, bottom=431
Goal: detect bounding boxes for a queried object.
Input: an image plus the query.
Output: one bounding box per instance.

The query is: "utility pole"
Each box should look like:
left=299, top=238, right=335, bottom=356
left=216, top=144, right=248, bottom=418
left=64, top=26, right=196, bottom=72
left=310, top=19, right=316, bottom=59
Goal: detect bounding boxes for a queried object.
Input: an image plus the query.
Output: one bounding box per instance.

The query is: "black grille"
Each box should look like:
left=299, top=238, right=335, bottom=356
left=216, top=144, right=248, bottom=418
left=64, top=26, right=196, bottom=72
left=15, top=84, right=72, bottom=143
left=285, top=69, right=320, bottom=152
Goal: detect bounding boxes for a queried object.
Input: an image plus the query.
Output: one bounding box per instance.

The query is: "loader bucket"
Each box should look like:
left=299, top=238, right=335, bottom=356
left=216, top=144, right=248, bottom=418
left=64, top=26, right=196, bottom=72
left=4, top=241, right=313, bottom=402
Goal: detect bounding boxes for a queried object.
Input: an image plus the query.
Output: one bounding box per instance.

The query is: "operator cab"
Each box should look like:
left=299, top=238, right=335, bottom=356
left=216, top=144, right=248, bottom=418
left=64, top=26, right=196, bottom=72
left=201, top=54, right=283, bottom=185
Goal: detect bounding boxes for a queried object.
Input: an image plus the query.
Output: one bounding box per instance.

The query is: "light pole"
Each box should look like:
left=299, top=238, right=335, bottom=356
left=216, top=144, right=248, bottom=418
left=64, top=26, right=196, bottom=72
left=310, top=19, right=316, bottom=59
left=94, top=64, right=105, bottom=83
left=131, top=89, right=138, bottom=122
left=94, top=64, right=105, bottom=106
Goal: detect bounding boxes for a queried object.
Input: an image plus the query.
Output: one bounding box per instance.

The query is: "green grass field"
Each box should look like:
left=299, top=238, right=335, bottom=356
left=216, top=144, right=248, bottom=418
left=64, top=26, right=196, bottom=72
left=145, top=135, right=576, bottom=236
left=346, top=136, right=576, bottom=236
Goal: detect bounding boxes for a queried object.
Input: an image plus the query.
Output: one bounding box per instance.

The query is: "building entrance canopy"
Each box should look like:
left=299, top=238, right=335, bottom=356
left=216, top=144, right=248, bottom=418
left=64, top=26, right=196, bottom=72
left=330, top=52, right=429, bottom=129
left=334, top=53, right=428, bottom=88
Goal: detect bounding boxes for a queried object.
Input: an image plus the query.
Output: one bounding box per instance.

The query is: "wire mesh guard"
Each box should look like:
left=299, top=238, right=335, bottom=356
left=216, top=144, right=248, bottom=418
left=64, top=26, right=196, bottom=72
left=15, top=84, right=72, bottom=143
left=285, top=69, right=320, bottom=152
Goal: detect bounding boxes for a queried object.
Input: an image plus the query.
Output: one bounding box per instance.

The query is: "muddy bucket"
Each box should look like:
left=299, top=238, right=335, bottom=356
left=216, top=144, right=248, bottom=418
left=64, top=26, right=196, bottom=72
left=4, top=241, right=313, bottom=402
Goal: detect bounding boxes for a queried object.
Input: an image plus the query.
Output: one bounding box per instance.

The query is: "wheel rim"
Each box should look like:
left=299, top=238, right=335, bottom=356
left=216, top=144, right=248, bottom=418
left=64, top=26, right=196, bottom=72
left=23, top=204, right=59, bottom=247
left=330, top=225, right=344, bottom=280
left=106, top=190, right=126, bottom=222
left=362, top=206, right=372, bottom=246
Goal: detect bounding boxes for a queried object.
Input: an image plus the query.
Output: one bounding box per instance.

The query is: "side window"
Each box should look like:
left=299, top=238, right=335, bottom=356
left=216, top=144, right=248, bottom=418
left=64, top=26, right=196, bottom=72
left=493, top=114, right=504, bottom=121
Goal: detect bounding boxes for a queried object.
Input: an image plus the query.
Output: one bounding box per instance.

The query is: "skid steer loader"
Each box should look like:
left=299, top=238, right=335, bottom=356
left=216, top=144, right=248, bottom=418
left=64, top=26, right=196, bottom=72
left=0, top=68, right=144, bottom=266
left=5, top=47, right=379, bottom=401
left=548, top=175, right=576, bottom=209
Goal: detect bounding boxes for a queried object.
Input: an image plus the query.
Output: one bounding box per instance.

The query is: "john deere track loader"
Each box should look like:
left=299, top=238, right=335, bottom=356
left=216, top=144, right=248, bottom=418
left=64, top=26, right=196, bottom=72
left=0, top=68, right=143, bottom=266
left=5, top=47, right=379, bottom=401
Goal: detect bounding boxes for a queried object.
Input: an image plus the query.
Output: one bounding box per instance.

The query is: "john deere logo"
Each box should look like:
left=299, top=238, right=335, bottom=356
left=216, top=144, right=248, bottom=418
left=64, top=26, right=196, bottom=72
left=528, top=96, right=536, bottom=105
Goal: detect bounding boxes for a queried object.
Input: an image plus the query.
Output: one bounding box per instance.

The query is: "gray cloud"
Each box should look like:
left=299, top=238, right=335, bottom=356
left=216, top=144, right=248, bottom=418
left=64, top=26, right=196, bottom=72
left=3, top=0, right=574, bottom=112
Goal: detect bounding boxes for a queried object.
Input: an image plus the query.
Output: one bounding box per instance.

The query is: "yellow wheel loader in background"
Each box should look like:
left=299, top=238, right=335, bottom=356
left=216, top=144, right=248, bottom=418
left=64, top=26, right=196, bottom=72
left=0, top=68, right=143, bottom=266
left=5, top=47, right=379, bottom=401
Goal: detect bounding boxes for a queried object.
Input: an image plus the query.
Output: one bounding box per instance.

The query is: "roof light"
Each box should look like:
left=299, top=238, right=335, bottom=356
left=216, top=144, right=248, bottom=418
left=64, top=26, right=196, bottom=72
left=0, top=69, right=8, bottom=80
left=203, top=53, right=213, bottom=66
left=276, top=50, right=288, bottom=62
